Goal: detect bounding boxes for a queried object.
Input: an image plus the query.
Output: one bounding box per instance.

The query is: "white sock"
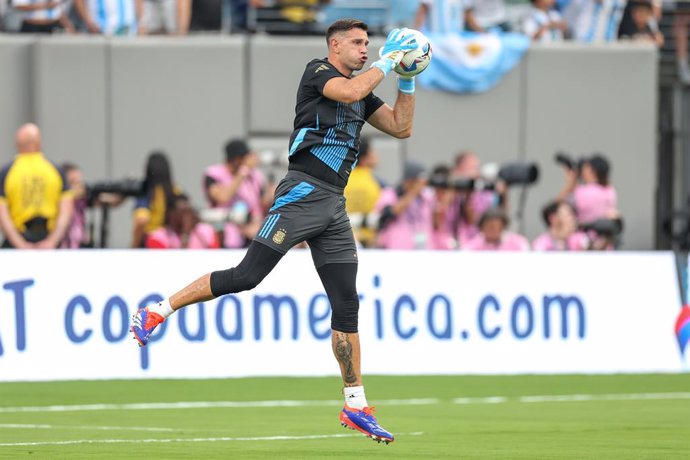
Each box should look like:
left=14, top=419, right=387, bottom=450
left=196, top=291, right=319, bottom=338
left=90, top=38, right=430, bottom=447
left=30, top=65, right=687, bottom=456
left=148, top=298, right=174, bottom=318
left=344, top=386, right=368, bottom=410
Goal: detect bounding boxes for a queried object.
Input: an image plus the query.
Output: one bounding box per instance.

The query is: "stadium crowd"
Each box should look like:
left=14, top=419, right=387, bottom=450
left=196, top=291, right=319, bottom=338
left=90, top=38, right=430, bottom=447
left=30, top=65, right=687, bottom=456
left=0, top=0, right=671, bottom=45
left=0, top=0, right=684, bottom=77
left=0, top=123, right=622, bottom=251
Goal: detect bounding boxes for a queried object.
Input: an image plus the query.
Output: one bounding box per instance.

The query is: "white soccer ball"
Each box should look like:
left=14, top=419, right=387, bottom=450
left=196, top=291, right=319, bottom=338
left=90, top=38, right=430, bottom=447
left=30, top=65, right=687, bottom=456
left=394, top=29, right=433, bottom=78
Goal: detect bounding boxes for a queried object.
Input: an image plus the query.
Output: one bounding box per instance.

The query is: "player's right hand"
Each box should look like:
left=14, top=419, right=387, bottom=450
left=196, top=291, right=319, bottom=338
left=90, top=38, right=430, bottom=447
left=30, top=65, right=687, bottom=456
left=380, top=28, right=417, bottom=65
left=371, top=28, right=417, bottom=77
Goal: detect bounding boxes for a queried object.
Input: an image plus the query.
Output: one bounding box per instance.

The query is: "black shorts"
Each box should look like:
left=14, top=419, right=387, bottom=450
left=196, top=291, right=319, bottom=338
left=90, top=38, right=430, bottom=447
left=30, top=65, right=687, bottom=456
left=254, top=170, right=357, bottom=268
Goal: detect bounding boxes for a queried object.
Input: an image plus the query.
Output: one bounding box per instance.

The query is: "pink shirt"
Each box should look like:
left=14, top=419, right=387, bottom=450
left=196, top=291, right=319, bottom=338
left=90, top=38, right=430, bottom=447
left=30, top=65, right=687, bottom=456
left=532, top=231, right=589, bottom=251
left=375, top=187, right=435, bottom=249
left=204, top=164, right=265, bottom=248
left=573, top=183, right=617, bottom=224
left=463, top=231, right=530, bottom=251
left=458, top=190, right=498, bottom=246
left=146, top=223, right=219, bottom=249
left=61, top=197, right=87, bottom=249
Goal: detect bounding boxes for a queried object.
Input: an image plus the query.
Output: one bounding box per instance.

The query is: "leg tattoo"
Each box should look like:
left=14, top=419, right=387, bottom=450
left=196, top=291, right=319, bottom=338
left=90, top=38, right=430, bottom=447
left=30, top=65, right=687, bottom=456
left=334, top=332, right=358, bottom=386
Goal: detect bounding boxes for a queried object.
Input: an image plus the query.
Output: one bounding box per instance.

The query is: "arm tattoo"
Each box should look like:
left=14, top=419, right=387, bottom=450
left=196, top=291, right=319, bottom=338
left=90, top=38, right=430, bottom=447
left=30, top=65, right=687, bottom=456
left=334, top=332, right=357, bottom=385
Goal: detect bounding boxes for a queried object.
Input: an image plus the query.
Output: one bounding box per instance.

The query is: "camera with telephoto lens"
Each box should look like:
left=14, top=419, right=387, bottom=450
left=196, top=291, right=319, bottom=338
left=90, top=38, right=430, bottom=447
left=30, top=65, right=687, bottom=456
left=429, top=162, right=539, bottom=191
left=580, top=218, right=624, bottom=237
left=86, top=178, right=143, bottom=205
left=554, top=151, right=586, bottom=172
left=428, top=174, right=476, bottom=191
left=497, top=162, right=539, bottom=186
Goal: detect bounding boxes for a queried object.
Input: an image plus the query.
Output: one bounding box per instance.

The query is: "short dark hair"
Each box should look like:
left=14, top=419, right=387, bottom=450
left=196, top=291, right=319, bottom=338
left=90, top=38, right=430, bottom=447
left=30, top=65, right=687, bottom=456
left=541, top=200, right=576, bottom=227
left=541, top=201, right=560, bottom=227
left=61, top=161, right=79, bottom=174
left=586, top=154, right=610, bottom=186
left=224, top=138, right=250, bottom=162
left=326, top=18, right=368, bottom=44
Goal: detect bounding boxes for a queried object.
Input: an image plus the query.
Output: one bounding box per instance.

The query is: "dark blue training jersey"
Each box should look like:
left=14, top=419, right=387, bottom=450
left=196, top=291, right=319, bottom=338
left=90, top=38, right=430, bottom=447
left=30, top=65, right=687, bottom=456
left=287, top=58, right=385, bottom=189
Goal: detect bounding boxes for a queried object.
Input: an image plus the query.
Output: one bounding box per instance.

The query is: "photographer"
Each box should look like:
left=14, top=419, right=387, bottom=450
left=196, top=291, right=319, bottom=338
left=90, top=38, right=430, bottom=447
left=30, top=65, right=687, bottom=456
left=532, top=200, right=589, bottom=251
left=203, top=138, right=269, bottom=248
left=556, top=153, right=618, bottom=224
left=60, top=162, right=92, bottom=249
left=428, top=164, right=461, bottom=250
left=556, top=152, right=621, bottom=249
left=452, top=151, right=507, bottom=247
left=375, top=161, right=435, bottom=250
left=131, top=151, right=184, bottom=248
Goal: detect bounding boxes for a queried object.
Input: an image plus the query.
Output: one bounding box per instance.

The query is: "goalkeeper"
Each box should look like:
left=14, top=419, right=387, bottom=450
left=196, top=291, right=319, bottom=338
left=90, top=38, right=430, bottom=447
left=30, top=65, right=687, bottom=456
left=131, top=19, right=419, bottom=444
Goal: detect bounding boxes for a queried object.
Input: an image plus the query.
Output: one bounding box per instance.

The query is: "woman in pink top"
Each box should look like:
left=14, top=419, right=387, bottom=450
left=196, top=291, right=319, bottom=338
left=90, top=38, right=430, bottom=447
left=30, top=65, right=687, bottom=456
left=558, top=154, right=618, bottom=224
left=146, top=195, right=220, bottom=249
left=463, top=207, right=530, bottom=251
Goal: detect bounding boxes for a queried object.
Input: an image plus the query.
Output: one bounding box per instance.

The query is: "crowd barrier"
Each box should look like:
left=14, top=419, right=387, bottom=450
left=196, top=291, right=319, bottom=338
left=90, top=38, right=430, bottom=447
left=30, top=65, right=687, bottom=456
left=0, top=250, right=686, bottom=381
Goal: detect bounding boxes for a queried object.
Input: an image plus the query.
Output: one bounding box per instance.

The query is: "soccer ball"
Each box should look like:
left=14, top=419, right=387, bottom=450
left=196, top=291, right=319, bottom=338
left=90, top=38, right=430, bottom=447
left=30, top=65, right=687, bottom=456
left=394, top=29, right=433, bottom=78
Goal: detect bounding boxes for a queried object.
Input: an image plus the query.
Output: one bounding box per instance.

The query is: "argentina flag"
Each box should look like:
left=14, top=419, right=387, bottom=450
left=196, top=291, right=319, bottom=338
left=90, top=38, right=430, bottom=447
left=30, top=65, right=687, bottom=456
left=417, top=31, right=530, bottom=93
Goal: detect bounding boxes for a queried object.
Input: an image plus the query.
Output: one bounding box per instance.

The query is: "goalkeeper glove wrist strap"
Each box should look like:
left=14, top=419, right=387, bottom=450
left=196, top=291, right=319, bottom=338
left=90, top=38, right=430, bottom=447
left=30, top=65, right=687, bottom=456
left=372, top=58, right=395, bottom=77
left=398, top=76, right=415, bottom=94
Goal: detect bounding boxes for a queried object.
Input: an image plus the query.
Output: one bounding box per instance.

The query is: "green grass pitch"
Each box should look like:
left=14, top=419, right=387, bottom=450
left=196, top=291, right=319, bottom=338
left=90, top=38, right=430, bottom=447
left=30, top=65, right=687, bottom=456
left=1, top=374, right=689, bottom=459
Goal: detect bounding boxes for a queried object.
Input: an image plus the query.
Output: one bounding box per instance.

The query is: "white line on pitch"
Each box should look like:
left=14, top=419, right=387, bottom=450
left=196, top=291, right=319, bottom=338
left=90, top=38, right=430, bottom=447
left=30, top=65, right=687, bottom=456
left=0, top=432, right=425, bottom=447
left=518, top=392, right=690, bottom=403
left=0, top=424, right=174, bottom=432
left=452, top=392, right=690, bottom=404
left=0, top=398, right=439, bottom=414
left=1, top=393, right=687, bottom=414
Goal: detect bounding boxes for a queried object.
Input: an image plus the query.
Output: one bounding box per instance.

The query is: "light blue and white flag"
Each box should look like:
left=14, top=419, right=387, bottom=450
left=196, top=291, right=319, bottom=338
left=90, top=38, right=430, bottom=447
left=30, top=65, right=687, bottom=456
left=417, top=31, right=530, bottom=93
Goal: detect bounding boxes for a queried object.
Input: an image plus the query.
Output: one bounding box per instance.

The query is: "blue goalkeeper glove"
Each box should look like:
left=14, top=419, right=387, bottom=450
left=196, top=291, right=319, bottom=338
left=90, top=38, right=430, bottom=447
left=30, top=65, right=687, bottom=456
left=371, top=28, right=417, bottom=77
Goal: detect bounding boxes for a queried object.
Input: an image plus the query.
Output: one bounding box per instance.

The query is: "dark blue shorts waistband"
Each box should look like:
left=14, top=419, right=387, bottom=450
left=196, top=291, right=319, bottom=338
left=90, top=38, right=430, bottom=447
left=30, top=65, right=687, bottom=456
left=285, top=170, right=345, bottom=195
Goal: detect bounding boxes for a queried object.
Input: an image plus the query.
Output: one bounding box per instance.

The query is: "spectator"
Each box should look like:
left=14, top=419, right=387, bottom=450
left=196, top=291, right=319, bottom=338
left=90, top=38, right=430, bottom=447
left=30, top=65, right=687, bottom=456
left=557, top=153, right=618, bottom=225
left=141, top=0, right=178, bottom=34
left=463, top=207, right=530, bottom=251
left=532, top=200, right=589, bottom=250
left=75, top=0, right=144, bottom=35
left=12, top=0, right=75, bottom=33
left=177, top=0, right=221, bottom=33
left=228, top=0, right=265, bottom=33
left=474, top=0, right=510, bottom=31
left=60, top=162, right=92, bottom=249
left=673, top=0, right=690, bottom=84
left=521, top=0, right=568, bottom=42
left=0, top=123, right=74, bottom=249
left=343, top=137, right=385, bottom=247
left=452, top=150, right=506, bottom=247
left=375, top=161, right=435, bottom=250
left=618, top=0, right=664, bottom=46
left=203, top=138, right=267, bottom=248
left=414, top=0, right=484, bottom=34
left=131, top=150, right=182, bottom=248
left=562, top=0, right=626, bottom=43
left=146, top=194, right=220, bottom=248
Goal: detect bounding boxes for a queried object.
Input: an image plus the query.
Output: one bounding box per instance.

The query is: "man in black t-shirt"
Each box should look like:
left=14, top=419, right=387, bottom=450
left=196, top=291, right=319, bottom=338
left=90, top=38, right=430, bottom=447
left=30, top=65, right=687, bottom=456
left=132, top=19, right=419, bottom=444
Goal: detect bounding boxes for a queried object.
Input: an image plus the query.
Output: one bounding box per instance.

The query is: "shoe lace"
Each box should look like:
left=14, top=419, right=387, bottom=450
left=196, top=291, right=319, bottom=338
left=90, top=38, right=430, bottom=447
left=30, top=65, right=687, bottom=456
left=362, top=406, right=377, bottom=417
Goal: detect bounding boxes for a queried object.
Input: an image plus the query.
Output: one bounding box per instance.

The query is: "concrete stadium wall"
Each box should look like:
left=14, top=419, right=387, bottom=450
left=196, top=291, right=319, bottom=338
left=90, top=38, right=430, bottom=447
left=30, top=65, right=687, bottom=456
left=0, top=36, right=657, bottom=249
